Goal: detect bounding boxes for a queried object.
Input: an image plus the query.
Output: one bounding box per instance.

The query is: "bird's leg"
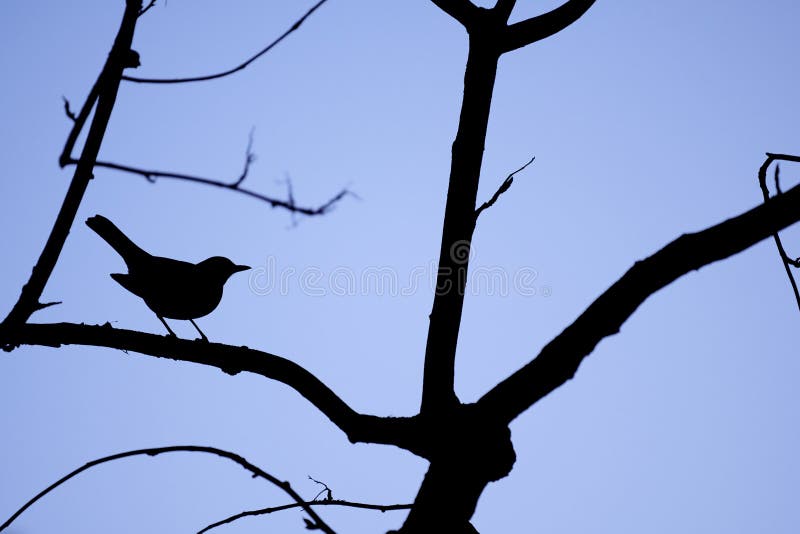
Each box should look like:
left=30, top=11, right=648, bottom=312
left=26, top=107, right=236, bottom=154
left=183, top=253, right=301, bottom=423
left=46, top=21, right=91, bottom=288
left=157, top=315, right=177, bottom=338
left=189, top=319, right=209, bottom=342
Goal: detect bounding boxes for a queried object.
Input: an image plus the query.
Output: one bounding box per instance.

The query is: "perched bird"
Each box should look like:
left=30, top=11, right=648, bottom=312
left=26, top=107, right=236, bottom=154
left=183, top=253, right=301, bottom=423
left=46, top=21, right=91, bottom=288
left=86, top=214, right=250, bottom=341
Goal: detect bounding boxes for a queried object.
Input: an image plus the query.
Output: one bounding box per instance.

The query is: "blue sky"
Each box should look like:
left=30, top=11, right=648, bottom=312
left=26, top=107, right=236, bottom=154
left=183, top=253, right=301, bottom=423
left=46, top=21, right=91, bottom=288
left=2, top=1, right=800, bottom=532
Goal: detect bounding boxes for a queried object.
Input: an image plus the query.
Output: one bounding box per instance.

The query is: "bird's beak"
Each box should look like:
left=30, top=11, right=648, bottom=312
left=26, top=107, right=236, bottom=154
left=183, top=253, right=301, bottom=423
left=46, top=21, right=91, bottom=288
left=233, top=264, right=251, bottom=273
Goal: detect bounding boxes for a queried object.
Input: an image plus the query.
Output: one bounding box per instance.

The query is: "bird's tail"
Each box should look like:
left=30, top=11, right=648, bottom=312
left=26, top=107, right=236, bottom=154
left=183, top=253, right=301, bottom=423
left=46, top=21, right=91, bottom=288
left=86, top=214, right=148, bottom=266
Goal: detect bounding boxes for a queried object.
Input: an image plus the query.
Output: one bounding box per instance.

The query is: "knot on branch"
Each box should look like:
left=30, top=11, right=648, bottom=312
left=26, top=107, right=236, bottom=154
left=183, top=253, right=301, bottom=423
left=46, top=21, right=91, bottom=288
left=423, top=404, right=516, bottom=483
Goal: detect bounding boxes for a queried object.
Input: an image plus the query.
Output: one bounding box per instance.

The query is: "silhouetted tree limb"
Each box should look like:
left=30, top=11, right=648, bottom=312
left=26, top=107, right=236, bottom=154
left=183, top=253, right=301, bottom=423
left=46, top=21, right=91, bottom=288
left=199, top=500, right=413, bottom=534
left=418, top=0, right=597, bottom=419
left=478, top=178, right=800, bottom=424
left=3, top=0, right=142, bottom=326
left=0, top=322, right=422, bottom=452
left=420, top=36, right=501, bottom=416
left=502, top=0, right=597, bottom=52
left=0, top=445, right=335, bottom=534
left=474, top=156, right=534, bottom=220
left=758, top=152, right=800, bottom=312
left=122, top=0, right=329, bottom=84
left=429, top=0, right=480, bottom=28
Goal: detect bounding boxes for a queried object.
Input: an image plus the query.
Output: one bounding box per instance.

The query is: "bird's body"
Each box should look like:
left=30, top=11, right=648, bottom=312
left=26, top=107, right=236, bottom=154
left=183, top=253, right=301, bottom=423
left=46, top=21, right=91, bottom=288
left=86, top=215, right=249, bottom=339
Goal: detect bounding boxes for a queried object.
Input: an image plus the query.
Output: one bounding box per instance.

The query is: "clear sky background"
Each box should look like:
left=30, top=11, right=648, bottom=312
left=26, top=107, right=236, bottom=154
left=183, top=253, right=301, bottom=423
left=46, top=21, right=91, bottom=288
left=1, top=1, right=799, bottom=533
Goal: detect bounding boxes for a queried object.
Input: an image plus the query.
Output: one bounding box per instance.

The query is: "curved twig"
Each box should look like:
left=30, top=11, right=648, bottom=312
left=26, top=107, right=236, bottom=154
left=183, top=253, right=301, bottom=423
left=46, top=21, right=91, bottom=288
left=0, top=445, right=335, bottom=534
left=479, top=177, right=800, bottom=423
left=0, top=322, right=421, bottom=453
left=122, top=0, right=329, bottom=84
left=474, top=156, right=534, bottom=220
left=758, top=152, right=800, bottom=312
left=199, top=499, right=413, bottom=533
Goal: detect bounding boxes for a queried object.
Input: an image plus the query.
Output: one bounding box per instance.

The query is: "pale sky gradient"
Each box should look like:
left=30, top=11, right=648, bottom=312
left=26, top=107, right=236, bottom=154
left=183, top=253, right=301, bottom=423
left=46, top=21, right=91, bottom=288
left=2, top=1, right=799, bottom=533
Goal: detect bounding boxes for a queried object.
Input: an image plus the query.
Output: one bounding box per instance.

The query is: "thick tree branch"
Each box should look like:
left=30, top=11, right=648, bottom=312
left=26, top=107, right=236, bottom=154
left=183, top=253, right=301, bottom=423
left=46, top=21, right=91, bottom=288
left=3, top=0, right=142, bottom=326
left=429, top=0, right=481, bottom=29
left=0, top=322, right=420, bottom=452
left=421, top=40, right=501, bottom=414
left=122, top=0, right=329, bottom=84
left=199, top=500, right=412, bottom=534
left=0, top=445, right=335, bottom=534
left=478, top=179, right=800, bottom=424
left=501, top=0, right=597, bottom=53
left=758, top=152, right=800, bottom=312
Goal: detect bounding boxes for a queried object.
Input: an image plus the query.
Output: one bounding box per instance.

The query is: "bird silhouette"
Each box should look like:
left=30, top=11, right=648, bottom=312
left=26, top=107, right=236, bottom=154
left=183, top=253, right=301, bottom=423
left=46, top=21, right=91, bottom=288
left=86, top=214, right=249, bottom=341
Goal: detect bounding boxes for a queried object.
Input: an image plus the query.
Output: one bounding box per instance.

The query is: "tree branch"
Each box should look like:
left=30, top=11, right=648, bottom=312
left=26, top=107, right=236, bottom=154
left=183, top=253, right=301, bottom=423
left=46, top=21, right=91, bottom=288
left=478, top=178, right=800, bottom=424
left=0, top=445, right=335, bottom=534
left=421, top=41, right=501, bottom=415
left=199, top=499, right=412, bottom=534
left=758, top=152, right=800, bottom=312
left=429, top=0, right=481, bottom=29
left=501, top=0, right=597, bottom=53
left=122, top=0, right=329, bottom=84
left=62, top=156, right=351, bottom=216
left=3, top=0, right=142, bottom=326
left=0, top=322, right=421, bottom=451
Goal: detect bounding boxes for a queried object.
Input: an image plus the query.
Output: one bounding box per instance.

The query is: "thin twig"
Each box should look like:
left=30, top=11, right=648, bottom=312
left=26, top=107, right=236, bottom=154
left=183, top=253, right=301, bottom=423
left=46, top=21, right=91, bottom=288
left=61, top=96, right=77, bottom=122
left=309, top=476, right=333, bottom=501
left=198, top=500, right=413, bottom=534
left=758, top=153, right=800, bottom=311
left=123, top=0, right=329, bottom=84
left=0, top=446, right=336, bottom=534
left=233, top=128, right=256, bottom=188
left=475, top=156, right=535, bottom=219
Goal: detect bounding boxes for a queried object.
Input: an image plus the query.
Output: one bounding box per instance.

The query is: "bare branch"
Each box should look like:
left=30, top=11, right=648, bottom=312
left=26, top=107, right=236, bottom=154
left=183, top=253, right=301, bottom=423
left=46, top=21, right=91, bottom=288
left=123, top=0, right=329, bottom=84
left=0, top=445, right=335, bottom=534
left=138, top=0, right=157, bottom=17
left=199, top=499, right=413, bottom=534
left=429, top=0, right=480, bottom=28
left=3, top=0, right=141, bottom=326
left=501, top=0, right=597, bottom=53
left=0, top=322, right=421, bottom=452
left=478, top=178, right=800, bottom=424
left=64, top=157, right=351, bottom=216
left=474, top=156, right=534, bottom=219
left=758, top=153, right=800, bottom=311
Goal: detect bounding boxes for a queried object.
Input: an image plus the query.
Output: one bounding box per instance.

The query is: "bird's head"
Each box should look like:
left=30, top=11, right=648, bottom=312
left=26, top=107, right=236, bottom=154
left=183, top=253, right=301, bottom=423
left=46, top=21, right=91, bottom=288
left=198, top=256, right=250, bottom=283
